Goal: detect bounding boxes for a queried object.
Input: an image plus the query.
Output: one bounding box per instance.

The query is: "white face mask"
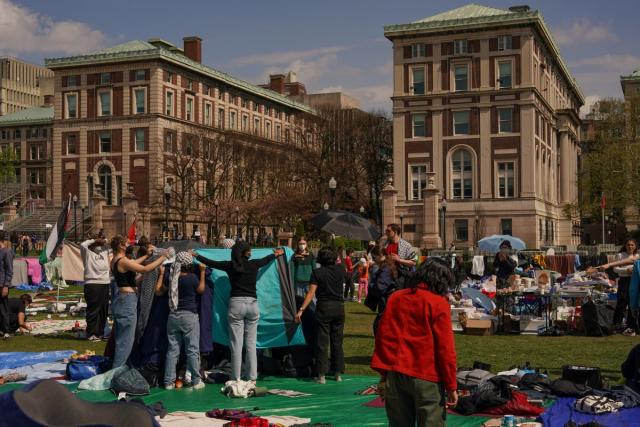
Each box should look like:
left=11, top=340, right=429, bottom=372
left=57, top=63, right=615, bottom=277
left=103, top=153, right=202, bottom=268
left=298, top=244, right=307, bottom=251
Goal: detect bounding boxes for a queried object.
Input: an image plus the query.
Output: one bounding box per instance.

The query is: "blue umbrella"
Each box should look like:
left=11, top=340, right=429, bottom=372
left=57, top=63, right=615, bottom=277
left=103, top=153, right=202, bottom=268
left=477, top=234, right=526, bottom=252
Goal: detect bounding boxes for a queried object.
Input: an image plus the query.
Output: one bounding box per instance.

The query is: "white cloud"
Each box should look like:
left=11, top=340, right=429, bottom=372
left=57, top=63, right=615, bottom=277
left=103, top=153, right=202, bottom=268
left=318, top=84, right=392, bottom=112
left=554, top=18, right=617, bottom=46
left=572, top=54, right=640, bottom=71
left=0, top=0, right=107, bottom=55
left=580, top=95, right=601, bottom=118
left=231, top=46, right=349, bottom=66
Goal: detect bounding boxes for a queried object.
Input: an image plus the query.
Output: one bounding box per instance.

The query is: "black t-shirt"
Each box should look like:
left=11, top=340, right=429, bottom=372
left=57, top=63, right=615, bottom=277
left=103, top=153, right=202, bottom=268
left=196, top=254, right=276, bottom=298
left=310, top=264, right=346, bottom=302
left=177, top=273, right=199, bottom=313
left=8, top=298, right=26, bottom=331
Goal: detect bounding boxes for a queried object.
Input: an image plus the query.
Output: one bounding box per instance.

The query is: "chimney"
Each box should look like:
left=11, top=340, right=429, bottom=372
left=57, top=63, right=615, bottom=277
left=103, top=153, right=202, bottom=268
left=269, top=74, right=286, bottom=94
left=183, top=36, right=202, bottom=63
left=509, top=5, right=530, bottom=12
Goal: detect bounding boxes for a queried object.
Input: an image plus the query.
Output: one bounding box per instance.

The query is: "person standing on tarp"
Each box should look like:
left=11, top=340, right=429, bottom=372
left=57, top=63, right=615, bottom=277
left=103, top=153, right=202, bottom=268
left=372, top=259, right=458, bottom=427
left=292, top=238, right=315, bottom=301
left=80, top=235, right=112, bottom=341
left=194, top=242, right=284, bottom=384
left=295, top=246, right=345, bottom=384
left=0, top=234, right=14, bottom=340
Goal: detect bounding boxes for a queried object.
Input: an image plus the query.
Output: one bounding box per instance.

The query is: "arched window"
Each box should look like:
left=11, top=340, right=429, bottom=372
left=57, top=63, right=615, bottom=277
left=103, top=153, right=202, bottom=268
left=451, top=149, right=473, bottom=199
left=98, top=165, right=113, bottom=205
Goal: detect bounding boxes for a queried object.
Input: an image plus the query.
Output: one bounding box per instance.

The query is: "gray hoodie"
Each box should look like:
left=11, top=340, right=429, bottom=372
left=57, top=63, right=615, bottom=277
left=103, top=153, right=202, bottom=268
left=80, top=240, right=111, bottom=285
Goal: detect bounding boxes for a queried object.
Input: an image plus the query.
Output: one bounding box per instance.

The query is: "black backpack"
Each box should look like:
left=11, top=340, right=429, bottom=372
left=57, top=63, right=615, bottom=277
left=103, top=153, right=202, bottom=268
left=111, top=368, right=150, bottom=396
left=581, top=301, right=614, bottom=337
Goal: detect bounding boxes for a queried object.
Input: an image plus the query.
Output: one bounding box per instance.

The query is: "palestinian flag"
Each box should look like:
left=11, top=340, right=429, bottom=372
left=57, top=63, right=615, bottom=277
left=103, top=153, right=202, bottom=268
left=44, top=196, right=71, bottom=260
left=127, top=214, right=137, bottom=244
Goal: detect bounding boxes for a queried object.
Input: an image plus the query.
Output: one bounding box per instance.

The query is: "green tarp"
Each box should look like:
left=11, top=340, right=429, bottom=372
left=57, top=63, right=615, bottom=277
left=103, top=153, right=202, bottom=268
left=0, top=375, right=489, bottom=426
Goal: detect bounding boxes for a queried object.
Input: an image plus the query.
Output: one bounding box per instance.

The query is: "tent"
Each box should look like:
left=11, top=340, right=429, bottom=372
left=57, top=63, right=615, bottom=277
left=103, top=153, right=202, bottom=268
left=195, top=247, right=306, bottom=348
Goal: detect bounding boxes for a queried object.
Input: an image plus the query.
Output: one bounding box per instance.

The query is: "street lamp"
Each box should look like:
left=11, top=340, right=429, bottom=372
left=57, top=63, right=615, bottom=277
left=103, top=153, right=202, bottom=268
left=214, top=199, right=219, bottom=246
left=164, top=182, right=171, bottom=240
left=323, top=202, right=329, bottom=210
left=359, top=206, right=365, bottom=216
left=328, top=177, right=337, bottom=209
left=81, top=205, right=86, bottom=239
left=72, top=195, right=78, bottom=241
left=399, top=213, right=404, bottom=238
left=235, top=206, right=240, bottom=240
left=441, top=199, right=448, bottom=249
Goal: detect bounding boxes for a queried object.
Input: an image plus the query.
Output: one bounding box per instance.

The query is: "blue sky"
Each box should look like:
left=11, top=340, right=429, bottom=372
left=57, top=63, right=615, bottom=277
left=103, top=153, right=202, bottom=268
left=1, top=0, right=638, bottom=114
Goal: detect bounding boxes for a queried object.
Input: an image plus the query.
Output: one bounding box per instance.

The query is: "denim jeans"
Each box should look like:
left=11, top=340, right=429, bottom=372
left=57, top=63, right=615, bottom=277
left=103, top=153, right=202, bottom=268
left=112, top=292, right=138, bottom=368
left=228, top=297, right=259, bottom=380
left=164, top=311, right=201, bottom=386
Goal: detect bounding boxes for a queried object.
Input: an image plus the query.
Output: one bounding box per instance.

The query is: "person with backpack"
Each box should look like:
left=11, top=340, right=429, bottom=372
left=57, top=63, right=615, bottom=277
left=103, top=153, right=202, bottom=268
left=368, top=246, right=398, bottom=335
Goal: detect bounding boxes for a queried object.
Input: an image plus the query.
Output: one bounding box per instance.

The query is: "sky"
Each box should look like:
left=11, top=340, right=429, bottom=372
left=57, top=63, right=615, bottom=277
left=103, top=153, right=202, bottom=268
left=1, top=0, right=638, bottom=115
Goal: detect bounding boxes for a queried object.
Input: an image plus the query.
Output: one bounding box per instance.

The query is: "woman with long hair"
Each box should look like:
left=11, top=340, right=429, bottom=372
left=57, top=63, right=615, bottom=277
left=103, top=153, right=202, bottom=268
left=614, top=239, right=639, bottom=335
left=110, top=235, right=171, bottom=368
left=295, top=247, right=346, bottom=384
left=371, top=259, right=458, bottom=427
left=369, top=246, right=397, bottom=335
left=194, top=241, right=283, bottom=383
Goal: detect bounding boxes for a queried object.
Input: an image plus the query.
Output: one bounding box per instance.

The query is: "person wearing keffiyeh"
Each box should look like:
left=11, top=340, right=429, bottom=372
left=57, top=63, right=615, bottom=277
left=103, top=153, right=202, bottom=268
left=155, top=251, right=206, bottom=390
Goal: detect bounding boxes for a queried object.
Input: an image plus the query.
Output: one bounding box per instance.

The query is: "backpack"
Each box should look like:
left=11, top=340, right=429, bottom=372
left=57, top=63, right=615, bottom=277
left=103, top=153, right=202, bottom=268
left=581, top=301, right=614, bottom=337
left=111, top=368, right=150, bottom=396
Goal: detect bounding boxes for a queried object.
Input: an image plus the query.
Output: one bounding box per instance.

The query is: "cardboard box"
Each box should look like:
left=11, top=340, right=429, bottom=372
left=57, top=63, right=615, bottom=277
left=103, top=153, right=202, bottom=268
left=464, top=319, right=494, bottom=336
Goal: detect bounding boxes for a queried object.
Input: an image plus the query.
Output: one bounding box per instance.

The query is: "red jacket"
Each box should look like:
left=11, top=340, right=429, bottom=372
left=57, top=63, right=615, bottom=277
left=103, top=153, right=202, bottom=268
left=371, top=284, right=457, bottom=391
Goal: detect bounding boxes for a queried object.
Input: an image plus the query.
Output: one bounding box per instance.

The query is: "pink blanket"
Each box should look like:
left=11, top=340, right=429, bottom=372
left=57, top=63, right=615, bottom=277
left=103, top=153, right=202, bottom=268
left=24, top=257, right=42, bottom=284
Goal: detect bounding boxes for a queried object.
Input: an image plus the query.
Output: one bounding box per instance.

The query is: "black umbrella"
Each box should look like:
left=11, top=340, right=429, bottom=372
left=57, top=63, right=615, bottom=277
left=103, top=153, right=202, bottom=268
left=159, top=240, right=207, bottom=252
left=310, top=210, right=381, bottom=241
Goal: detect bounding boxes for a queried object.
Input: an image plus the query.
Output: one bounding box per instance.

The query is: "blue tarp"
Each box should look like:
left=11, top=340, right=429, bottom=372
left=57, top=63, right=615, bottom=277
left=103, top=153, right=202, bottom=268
left=195, top=247, right=306, bottom=349
left=539, top=397, right=640, bottom=426
left=0, top=351, right=75, bottom=370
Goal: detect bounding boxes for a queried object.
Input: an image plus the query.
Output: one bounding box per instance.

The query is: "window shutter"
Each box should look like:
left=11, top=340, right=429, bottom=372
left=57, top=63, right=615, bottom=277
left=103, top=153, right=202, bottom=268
left=113, top=87, right=123, bottom=116
left=472, top=58, right=480, bottom=89
left=182, top=93, right=186, bottom=119
left=87, top=89, right=96, bottom=118
left=87, top=131, right=95, bottom=154
left=403, top=46, right=412, bottom=59
left=129, top=70, right=136, bottom=82
left=441, top=60, right=449, bottom=91
left=194, top=96, right=200, bottom=123
left=427, top=63, right=433, bottom=92
left=491, top=107, right=498, bottom=134
left=426, top=44, right=433, bottom=57
left=471, top=108, right=479, bottom=134
left=112, top=129, right=122, bottom=152
left=512, top=36, right=520, bottom=49
left=489, top=38, right=498, bottom=51
left=489, top=59, right=495, bottom=88
left=515, top=55, right=521, bottom=85
left=513, top=105, right=520, bottom=132
left=62, top=76, right=68, bottom=88
left=129, top=129, right=135, bottom=152
left=404, top=66, right=409, bottom=93
left=426, top=112, right=433, bottom=137
left=144, top=128, right=149, bottom=151
left=405, top=114, right=412, bottom=138
left=145, top=69, right=150, bottom=80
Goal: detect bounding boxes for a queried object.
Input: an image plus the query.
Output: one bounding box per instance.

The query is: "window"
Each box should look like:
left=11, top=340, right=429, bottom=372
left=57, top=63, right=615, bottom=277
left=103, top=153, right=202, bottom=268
left=451, top=149, right=473, bottom=199
left=99, top=73, right=111, bottom=84
left=498, top=36, right=512, bottom=51
left=166, top=72, right=173, bottom=83
left=454, top=40, right=468, bottom=55
left=204, top=102, right=212, bottom=126
left=498, top=61, right=512, bottom=88
left=98, top=165, right=113, bottom=205
left=497, top=161, right=515, bottom=198
left=454, top=220, right=469, bottom=241
left=134, top=129, right=145, bottom=152
left=275, top=125, right=281, bottom=141
left=30, top=145, right=38, bottom=160
left=66, top=135, right=77, bottom=154
left=217, top=108, right=225, bottom=128
left=412, top=114, right=426, bottom=137
left=501, top=218, right=513, bottom=236
left=98, top=90, right=111, bottom=116
left=205, top=86, right=211, bottom=96
left=65, top=93, right=77, bottom=119
left=498, top=108, right=513, bottom=133
left=453, top=111, right=470, bottom=135
left=184, top=137, right=194, bottom=156
left=410, top=164, right=428, bottom=200
left=134, top=88, right=146, bottom=114
left=134, top=70, right=146, bottom=81
left=265, top=122, right=271, bottom=139
left=241, top=98, right=247, bottom=109
left=218, top=89, right=224, bottom=100
left=164, top=131, right=174, bottom=152
left=186, top=97, right=193, bottom=121
left=99, top=132, right=111, bottom=153
left=29, top=128, right=37, bottom=139
left=29, top=169, right=44, bottom=185
left=67, top=75, right=77, bottom=86
left=187, top=79, right=193, bottom=91
left=165, top=90, right=174, bottom=116
left=230, top=111, right=237, bottom=129
left=14, top=129, right=21, bottom=140
left=253, top=102, right=259, bottom=112
left=411, top=43, right=426, bottom=58
left=411, top=68, right=425, bottom=95
left=254, top=118, right=260, bottom=135
left=454, top=64, right=468, bottom=92
left=242, top=115, right=248, bottom=131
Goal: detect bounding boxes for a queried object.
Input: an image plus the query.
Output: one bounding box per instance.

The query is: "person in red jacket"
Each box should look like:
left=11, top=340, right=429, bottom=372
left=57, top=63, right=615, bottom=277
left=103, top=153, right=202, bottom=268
left=371, top=258, right=458, bottom=427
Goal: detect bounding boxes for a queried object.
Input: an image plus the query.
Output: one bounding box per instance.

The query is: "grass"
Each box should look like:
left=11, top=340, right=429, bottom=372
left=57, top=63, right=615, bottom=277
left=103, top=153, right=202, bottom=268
left=5, top=287, right=638, bottom=381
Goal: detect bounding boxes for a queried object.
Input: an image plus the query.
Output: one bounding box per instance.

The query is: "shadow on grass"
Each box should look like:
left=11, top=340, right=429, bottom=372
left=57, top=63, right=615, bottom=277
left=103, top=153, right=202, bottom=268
left=346, top=311, right=376, bottom=317
left=344, top=334, right=374, bottom=340
left=345, top=355, right=372, bottom=366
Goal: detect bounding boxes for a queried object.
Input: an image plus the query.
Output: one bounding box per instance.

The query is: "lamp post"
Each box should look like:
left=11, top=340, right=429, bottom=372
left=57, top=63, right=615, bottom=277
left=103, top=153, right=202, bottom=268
left=474, top=215, right=479, bottom=247
left=359, top=205, right=365, bottom=216
left=235, top=206, right=240, bottom=240
left=81, top=205, right=86, bottom=239
left=72, top=195, right=78, bottom=241
left=323, top=202, right=329, bottom=211
left=214, top=199, right=219, bottom=246
left=123, top=211, right=127, bottom=236
left=604, top=215, right=609, bottom=244
left=399, top=213, right=404, bottom=238
left=441, top=198, right=447, bottom=249
left=164, top=182, right=171, bottom=240
left=329, top=177, right=337, bottom=209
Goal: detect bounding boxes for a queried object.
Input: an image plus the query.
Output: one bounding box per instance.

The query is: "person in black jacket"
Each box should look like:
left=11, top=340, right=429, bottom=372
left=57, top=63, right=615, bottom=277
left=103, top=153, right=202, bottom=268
left=493, top=240, right=517, bottom=289
left=194, top=241, right=284, bottom=383
left=622, top=344, right=640, bottom=393
left=0, top=235, right=14, bottom=340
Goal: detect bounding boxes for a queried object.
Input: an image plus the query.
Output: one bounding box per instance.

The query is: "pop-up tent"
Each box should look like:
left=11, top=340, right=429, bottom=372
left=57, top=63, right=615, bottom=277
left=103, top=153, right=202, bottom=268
left=195, top=247, right=306, bottom=348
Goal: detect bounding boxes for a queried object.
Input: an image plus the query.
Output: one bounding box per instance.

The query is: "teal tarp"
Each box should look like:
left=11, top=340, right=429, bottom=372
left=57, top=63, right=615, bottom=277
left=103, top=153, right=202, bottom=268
left=195, top=247, right=306, bottom=348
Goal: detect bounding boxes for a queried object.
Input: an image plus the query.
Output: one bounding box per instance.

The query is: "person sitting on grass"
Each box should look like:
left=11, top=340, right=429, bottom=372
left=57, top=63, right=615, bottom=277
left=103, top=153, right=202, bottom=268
left=295, top=246, right=345, bottom=384
left=155, top=251, right=206, bottom=390
left=371, top=258, right=458, bottom=427
left=8, top=294, right=32, bottom=334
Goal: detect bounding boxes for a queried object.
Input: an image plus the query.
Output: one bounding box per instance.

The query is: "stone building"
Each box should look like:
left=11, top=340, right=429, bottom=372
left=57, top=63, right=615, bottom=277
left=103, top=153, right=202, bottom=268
left=44, top=37, right=315, bottom=239
left=382, top=4, right=583, bottom=249
left=0, top=57, right=54, bottom=116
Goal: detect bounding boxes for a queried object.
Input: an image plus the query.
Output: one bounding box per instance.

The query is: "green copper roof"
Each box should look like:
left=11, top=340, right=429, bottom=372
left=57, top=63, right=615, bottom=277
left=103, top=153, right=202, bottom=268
left=384, top=3, right=584, bottom=104
left=621, top=68, right=640, bottom=81
left=0, top=106, right=53, bottom=127
left=45, top=40, right=315, bottom=115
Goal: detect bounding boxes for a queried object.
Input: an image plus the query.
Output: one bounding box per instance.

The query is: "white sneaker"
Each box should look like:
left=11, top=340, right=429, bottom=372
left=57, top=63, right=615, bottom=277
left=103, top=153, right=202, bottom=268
left=2, top=333, right=9, bottom=340
left=191, top=381, right=205, bottom=390
left=335, top=375, right=343, bottom=382
left=316, top=376, right=326, bottom=384
left=164, top=384, right=175, bottom=390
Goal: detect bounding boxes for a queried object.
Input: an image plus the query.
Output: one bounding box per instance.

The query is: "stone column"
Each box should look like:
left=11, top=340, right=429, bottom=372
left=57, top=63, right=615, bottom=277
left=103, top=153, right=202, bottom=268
left=421, top=172, right=442, bottom=249
left=91, top=195, right=106, bottom=232
left=559, top=131, right=570, bottom=203
left=381, top=183, right=398, bottom=230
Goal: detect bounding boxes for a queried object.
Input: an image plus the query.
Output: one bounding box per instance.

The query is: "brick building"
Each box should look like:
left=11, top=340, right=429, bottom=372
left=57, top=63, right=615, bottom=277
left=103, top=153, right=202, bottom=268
left=44, top=37, right=315, bottom=239
left=382, top=4, right=583, bottom=249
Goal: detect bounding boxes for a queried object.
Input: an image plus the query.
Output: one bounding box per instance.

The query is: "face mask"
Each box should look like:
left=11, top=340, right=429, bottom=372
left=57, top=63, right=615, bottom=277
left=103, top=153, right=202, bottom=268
left=299, top=244, right=307, bottom=251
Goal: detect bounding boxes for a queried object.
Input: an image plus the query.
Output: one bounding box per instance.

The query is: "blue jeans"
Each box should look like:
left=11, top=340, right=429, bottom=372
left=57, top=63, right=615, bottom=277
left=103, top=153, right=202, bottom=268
left=228, top=297, right=259, bottom=380
left=112, top=292, right=138, bottom=368
left=164, top=311, right=201, bottom=386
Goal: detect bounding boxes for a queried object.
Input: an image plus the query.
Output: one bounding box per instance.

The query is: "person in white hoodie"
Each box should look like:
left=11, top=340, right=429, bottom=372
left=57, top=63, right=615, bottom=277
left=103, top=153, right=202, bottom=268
left=81, top=235, right=112, bottom=341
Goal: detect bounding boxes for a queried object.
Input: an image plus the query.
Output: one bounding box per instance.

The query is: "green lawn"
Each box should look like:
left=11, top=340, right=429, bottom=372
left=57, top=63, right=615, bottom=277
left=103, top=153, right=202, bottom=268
left=5, top=288, right=638, bottom=381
